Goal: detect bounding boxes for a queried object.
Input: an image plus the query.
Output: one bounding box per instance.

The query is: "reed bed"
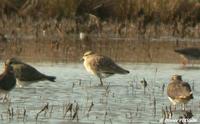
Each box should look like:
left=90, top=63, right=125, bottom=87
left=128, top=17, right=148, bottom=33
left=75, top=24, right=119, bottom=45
left=0, top=15, right=200, bottom=63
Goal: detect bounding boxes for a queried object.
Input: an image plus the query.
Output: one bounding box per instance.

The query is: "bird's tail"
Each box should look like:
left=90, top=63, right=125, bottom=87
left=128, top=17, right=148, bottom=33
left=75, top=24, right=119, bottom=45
left=117, top=68, right=130, bottom=74
left=189, top=92, right=193, bottom=99
left=45, top=75, right=56, bottom=82
left=174, top=49, right=184, bottom=54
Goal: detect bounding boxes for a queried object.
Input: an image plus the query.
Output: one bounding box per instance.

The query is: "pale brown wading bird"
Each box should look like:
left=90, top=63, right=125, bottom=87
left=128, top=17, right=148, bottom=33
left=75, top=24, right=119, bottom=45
left=0, top=63, right=16, bottom=102
left=174, top=47, right=200, bottom=66
left=167, top=75, right=193, bottom=110
left=82, top=51, right=129, bottom=86
left=5, top=58, right=56, bottom=87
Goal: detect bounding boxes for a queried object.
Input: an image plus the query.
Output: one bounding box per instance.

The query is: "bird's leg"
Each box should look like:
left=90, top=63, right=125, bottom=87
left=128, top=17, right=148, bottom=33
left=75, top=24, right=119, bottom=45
left=191, top=60, right=194, bottom=67
left=0, top=93, right=4, bottom=102
left=182, top=104, right=186, bottom=111
left=172, top=104, right=176, bottom=111
left=2, top=94, right=8, bottom=103
left=182, top=58, right=189, bottom=67
left=0, top=96, right=3, bottom=100
left=99, top=78, right=103, bottom=86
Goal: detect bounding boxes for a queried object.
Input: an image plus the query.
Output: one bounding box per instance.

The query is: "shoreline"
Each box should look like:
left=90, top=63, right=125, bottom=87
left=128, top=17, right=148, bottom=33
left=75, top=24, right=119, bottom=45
left=0, top=36, right=199, bottom=64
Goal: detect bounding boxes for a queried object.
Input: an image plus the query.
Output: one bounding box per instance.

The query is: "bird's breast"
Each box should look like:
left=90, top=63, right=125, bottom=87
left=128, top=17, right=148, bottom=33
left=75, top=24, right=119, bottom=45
left=84, top=61, right=96, bottom=75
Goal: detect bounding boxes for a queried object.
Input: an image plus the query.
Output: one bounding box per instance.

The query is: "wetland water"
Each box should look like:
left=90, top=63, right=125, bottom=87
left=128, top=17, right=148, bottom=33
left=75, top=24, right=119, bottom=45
left=0, top=62, right=200, bottom=124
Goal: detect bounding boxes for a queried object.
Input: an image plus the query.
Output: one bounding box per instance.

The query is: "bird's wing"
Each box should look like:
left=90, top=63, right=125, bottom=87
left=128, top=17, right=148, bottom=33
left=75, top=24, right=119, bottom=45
left=0, top=70, right=16, bottom=90
left=12, top=64, right=45, bottom=81
left=179, top=82, right=193, bottom=98
left=167, top=81, right=192, bottom=99
left=91, top=55, right=128, bottom=74
left=175, top=48, right=200, bottom=57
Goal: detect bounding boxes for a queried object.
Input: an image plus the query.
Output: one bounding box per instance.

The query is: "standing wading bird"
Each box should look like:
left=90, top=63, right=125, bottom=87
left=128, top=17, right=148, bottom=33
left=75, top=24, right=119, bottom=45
left=174, top=47, right=200, bottom=66
left=167, top=75, right=193, bottom=110
left=5, top=58, right=56, bottom=87
left=82, top=51, right=129, bottom=86
left=0, top=63, right=16, bottom=102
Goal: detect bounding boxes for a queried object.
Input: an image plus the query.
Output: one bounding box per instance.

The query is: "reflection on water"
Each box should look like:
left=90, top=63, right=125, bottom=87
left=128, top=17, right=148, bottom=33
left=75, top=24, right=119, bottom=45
left=0, top=63, right=200, bottom=124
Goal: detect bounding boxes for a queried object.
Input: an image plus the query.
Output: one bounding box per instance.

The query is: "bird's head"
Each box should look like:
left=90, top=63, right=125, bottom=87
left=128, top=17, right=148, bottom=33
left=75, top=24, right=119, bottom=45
left=81, top=51, right=95, bottom=61
left=171, top=74, right=182, bottom=81
left=3, top=63, right=14, bottom=73
left=5, top=57, right=22, bottom=66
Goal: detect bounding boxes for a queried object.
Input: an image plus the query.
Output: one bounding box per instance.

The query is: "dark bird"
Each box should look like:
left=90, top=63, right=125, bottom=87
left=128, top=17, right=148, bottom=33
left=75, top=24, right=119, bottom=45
left=82, top=51, right=129, bottom=86
left=5, top=58, right=56, bottom=87
left=0, top=63, right=16, bottom=101
left=174, top=47, right=200, bottom=66
left=167, top=75, right=193, bottom=110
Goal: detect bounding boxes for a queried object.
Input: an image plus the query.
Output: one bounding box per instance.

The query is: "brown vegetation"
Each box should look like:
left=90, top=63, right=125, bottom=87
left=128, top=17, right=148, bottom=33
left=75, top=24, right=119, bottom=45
left=0, top=16, right=199, bottom=63
left=0, top=0, right=200, bottom=63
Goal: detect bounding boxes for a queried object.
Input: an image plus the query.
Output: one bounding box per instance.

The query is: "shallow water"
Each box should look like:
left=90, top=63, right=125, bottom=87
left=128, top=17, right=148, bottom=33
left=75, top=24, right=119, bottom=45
left=0, top=63, right=200, bottom=124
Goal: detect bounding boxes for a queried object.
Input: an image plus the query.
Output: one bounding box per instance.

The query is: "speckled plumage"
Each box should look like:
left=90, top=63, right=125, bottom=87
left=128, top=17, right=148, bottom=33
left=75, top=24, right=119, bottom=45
left=82, top=51, right=129, bottom=86
left=167, top=75, right=193, bottom=107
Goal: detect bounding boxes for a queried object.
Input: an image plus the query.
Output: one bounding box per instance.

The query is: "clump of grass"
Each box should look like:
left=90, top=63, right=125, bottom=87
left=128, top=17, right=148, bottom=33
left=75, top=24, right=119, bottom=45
left=63, top=103, right=73, bottom=119
left=1, top=0, right=200, bottom=23
left=35, top=103, right=49, bottom=121
left=72, top=102, right=79, bottom=121
left=0, top=12, right=200, bottom=63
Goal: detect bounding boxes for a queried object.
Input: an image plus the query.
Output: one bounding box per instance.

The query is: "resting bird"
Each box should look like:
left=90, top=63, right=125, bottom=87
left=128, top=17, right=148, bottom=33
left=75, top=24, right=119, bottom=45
left=0, top=63, right=16, bottom=102
left=174, top=47, right=200, bottom=66
left=82, top=51, right=129, bottom=86
left=5, top=58, right=56, bottom=87
left=167, top=75, right=193, bottom=110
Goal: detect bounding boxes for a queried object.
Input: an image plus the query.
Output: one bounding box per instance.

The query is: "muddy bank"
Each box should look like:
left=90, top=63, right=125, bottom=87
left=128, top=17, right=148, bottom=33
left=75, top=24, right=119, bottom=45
left=0, top=35, right=199, bottom=63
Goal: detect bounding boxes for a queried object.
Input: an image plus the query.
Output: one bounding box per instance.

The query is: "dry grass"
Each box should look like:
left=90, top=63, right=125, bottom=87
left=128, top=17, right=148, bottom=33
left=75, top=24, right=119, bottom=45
left=1, top=31, right=199, bottom=63
left=0, top=13, right=200, bottom=63
left=1, top=0, right=200, bottom=22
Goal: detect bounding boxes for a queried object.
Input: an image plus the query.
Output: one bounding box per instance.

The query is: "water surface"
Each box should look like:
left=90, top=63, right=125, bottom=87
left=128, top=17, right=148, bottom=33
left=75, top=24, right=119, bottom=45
left=0, top=63, right=199, bottom=124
